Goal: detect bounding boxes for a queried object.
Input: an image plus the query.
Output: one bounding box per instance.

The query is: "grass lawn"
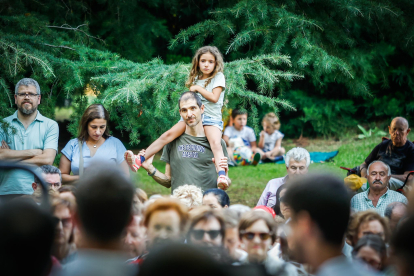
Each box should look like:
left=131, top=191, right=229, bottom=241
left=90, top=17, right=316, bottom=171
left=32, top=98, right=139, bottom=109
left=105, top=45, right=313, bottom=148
left=132, top=135, right=411, bottom=207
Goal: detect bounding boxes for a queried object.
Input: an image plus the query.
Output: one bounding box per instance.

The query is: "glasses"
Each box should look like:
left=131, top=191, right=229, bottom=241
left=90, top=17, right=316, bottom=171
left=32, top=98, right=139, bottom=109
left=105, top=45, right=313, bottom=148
left=191, top=229, right=221, bottom=240
left=16, top=93, right=39, bottom=98
left=240, top=231, right=272, bottom=241
left=53, top=217, right=72, bottom=228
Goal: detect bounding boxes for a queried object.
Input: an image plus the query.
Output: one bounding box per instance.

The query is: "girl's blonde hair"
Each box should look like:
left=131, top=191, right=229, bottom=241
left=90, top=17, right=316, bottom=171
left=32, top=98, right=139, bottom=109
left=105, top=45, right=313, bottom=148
left=185, top=46, right=224, bottom=88
left=262, top=112, right=281, bottom=130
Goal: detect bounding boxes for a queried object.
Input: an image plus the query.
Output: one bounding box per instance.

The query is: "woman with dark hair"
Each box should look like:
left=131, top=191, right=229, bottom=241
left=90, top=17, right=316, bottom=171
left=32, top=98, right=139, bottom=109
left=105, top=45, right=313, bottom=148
left=202, top=188, right=230, bottom=209
left=352, top=234, right=387, bottom=272
left=59, top=104, right=128, bottom=183
left=273, top=185, right=291, bottom=221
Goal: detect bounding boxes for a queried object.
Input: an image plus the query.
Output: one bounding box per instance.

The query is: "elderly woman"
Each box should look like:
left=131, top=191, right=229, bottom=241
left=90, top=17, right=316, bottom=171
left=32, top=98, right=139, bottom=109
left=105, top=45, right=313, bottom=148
left=172, top=184, right=203, bottom=210
left=202, top=188, right=230, bottom=210
left=237, top=211, right=297, bottom=275
left=257, top=147, right=310, bottom=208
left=59, top=104, right=128, bottom=184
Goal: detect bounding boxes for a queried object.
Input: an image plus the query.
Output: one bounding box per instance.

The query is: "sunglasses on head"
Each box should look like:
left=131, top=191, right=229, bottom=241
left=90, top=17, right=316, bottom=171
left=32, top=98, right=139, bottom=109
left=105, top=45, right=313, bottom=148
left=191, top=229, right=221, bottom=240
left=240, top=231, right=271, bottom=241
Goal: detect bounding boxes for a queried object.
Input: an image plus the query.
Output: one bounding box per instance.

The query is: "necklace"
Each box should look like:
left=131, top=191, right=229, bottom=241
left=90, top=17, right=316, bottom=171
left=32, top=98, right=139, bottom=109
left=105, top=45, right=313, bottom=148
left=88, top=136, right=102, bottom=148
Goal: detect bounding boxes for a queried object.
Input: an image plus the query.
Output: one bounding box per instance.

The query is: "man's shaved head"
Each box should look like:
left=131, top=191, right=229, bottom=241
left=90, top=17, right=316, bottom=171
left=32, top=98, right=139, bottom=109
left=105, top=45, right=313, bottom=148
left=391, top=117, right=409, bottom=129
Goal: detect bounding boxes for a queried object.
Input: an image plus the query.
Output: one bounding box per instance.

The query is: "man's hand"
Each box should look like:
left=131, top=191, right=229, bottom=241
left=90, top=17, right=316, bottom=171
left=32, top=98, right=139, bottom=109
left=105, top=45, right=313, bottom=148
left=138, top=149, right=154, bottom=171
left=212, top=157, right=228, bottom=173
left=1, top=140, right=10, bottom=149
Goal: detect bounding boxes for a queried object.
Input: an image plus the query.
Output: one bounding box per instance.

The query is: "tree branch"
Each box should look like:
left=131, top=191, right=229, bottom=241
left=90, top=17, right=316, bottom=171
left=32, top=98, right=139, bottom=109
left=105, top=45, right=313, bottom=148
left=46, top=24, right=105, bottom=44
left=43, top=43, right=76, bottom=51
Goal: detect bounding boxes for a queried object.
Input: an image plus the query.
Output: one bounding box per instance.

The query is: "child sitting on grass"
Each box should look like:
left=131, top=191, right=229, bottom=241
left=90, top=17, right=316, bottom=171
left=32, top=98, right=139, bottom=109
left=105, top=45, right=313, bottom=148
left=223, top=109, right=261, bottom=166
left=256, top=112, right=285, bottom=162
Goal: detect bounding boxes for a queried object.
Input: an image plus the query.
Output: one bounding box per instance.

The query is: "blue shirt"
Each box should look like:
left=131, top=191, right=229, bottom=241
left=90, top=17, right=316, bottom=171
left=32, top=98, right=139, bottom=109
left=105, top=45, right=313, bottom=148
left=350, top=188, right=407, bottom=216
left=0, top=111, right=59, bottom=195
left=61, top=137, right=126, bottom=175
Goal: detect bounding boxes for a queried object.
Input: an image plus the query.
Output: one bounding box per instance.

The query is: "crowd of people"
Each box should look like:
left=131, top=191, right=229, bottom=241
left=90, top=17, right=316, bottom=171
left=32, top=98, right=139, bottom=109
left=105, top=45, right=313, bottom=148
left=1, top=45, right=414, bottom=276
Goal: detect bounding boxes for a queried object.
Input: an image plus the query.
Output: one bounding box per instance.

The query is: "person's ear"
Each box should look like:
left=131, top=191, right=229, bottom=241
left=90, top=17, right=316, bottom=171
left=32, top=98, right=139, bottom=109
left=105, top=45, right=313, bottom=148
left=224, top=205, right=229, bottom=209
left=32, top=182, right=37, bottom=191
left=200, top=104, right=205, bottom=113
left=406, top=128, right=411, bottom=135
left=38, top=94, right=41, bottom=104
left=388, top=125, right=391, bottom=135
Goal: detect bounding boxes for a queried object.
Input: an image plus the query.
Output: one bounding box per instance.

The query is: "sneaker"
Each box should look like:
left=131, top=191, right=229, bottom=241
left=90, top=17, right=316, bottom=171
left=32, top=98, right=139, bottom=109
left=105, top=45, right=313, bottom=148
left=252, top=152, right=261, bottom=166
left=217, top=175, right=229, bottom=190
left=124, top=150, right=142, bottom=173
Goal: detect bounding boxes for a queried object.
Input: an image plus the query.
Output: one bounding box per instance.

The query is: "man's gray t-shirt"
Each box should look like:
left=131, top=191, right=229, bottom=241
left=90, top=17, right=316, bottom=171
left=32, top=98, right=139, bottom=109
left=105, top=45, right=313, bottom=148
left=161, top=133, right=229, bottom=193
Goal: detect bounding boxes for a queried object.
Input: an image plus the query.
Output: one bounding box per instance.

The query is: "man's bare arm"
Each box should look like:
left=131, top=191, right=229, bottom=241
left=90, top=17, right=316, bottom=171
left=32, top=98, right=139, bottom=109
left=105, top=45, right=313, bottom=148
left=21, top=149, right=56, bottom=166
left=0, top=141, right=42, bottom=161
left=145, top=163, right=172, bottom=188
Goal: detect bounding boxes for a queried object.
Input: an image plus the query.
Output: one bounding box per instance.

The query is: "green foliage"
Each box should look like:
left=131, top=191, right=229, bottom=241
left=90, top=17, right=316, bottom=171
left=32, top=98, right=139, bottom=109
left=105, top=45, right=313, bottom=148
left=357, top=125, right=387, bottom=139
left=173, top=0, right=414, bottom=137
left=0, top=5, right=300, bottom=145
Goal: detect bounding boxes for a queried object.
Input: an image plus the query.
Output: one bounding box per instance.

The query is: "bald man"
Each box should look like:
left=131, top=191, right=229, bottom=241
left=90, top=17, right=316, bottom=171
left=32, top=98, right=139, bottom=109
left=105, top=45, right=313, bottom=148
left=360, top=117, right=414, bottom=190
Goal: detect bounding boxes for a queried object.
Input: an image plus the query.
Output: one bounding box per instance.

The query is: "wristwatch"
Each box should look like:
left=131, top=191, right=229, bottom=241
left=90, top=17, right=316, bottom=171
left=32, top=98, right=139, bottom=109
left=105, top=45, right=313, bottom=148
left=148, top=168, right=157, bottom=177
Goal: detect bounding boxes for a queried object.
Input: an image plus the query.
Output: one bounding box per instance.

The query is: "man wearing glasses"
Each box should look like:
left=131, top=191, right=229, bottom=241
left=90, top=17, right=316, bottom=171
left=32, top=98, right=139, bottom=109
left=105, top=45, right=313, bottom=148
left=32, top=165, right=62, bottom=200
left=0, top=78, right=59, bottom=202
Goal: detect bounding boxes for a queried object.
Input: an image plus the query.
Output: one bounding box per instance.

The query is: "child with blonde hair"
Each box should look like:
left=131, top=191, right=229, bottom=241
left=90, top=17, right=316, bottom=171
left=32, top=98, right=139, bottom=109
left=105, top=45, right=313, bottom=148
left=125, top=46, right=229, bottom=189
left=257, top=113, right=285, bottom=161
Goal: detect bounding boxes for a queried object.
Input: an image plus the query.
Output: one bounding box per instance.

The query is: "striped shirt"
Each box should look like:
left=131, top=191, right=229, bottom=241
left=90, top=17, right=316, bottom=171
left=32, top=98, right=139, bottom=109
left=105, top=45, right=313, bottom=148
left=350, top=188, right=407, bottom=216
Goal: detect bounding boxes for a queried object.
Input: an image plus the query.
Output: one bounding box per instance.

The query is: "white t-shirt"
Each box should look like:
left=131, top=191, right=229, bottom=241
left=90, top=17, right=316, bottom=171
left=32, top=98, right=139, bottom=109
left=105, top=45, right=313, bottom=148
left=223, top=126, right=256, bottom=147
left=195, top=72, right=225, bottom=120
left=263, top=130, right=284, bottom=152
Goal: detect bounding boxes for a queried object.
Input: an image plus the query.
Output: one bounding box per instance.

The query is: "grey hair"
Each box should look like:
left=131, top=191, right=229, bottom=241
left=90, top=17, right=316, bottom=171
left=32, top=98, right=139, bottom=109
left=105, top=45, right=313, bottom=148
left=34, top=165, right=62, bottom=183
left=284, top=147, right=310, bottom=167
left=367, top=160, right=391, bottom=176
left=15, top=78, right=41, bottom=95
left=384, top=202, right=406, bottom=219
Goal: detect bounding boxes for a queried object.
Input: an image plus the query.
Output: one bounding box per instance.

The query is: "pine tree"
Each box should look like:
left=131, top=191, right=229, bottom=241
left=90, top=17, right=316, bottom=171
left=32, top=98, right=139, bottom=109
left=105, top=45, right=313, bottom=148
left=0, top=5, right=301, bottom=145
left=171, top=0, right=414, bottom=137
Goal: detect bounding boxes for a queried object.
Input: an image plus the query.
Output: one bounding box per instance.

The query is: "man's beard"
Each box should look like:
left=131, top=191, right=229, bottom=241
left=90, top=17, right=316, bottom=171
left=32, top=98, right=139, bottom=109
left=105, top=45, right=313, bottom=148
left=18, top=101, right=37, bottom=116
left=185, top=116, right=201, bottom=127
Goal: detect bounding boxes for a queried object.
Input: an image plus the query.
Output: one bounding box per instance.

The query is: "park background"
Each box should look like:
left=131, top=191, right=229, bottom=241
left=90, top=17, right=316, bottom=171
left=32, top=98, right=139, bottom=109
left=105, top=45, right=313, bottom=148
left=1, top=0, right=414, bottom=205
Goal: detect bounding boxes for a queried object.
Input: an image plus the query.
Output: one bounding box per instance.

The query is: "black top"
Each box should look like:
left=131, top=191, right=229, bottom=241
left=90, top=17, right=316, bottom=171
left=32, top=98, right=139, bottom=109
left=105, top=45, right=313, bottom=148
left=365, top=139, right=414, bottom=175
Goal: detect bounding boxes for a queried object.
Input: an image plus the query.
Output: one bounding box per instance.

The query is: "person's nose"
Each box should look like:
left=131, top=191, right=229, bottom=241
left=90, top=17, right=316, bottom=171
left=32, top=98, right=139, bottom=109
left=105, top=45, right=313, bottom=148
left=125, top=233, right=133, bottom=244
left=252, top=234, right=261, bottom=243
left=202, top=232, right=212, bottom=243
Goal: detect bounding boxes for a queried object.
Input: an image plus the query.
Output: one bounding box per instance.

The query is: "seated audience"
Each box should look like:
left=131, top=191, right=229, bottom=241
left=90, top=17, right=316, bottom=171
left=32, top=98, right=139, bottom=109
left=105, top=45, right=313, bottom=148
left=228, top=204, right=251, bottom=219
left=272, top=184, right=291, bottom=222
left=51, top=198, right=76, bottom=265
left=59, top=104, right=129, bottom=184
left=61, top=163, right=136, bottom=276
left=222, top=209, right=247, bottom=262
left=33, top=165, right=62, bottom=192
left=223, top=109, right=260, bottom=166
left=237, top=211, right=298, bottom=275
left=359, top=117, right=414, bottom=190
left=256, top=112, right=285, bottom=162
left=284, top=174, right=377, bottom=276
left=58, top=185, right=77, bottom=211
left=139, top=243, right=228, bottom=276
left=32, top=165, right=62, bottom=202
left=384, top=202, right=407, bottom=233
left=123, top=214, right=145, bottom=260
left=257, top=147, right=310, bottom=207
left=172, top=184, right=203, bottom=210
left=202, top=188, right=230, bottom=209
left=0, top=78, right=58, bottom=202
left=391, top=215, right=414, bottom=276
left=346, top=210, right=390, bottom=247
left=352, top=234, right=387, bottom=272
left=135, top=188, right=148, bottom=204
left=130, top=197, right=189, bottom=264
left=351, top=161, right=407, bottom=216
left=187, top=207, right=229, bottom=262
left=0, top=199, right=56, bottom=276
